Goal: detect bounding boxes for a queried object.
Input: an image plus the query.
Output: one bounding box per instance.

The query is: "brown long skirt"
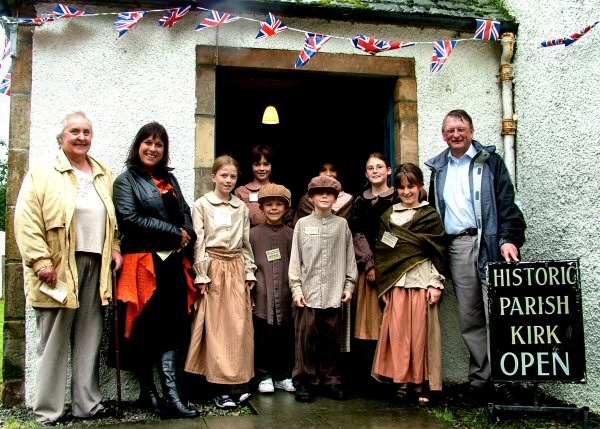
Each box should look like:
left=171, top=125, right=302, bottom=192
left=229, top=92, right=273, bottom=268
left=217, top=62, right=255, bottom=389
left=353, top=271, right=383, bottom=340
left=185, top=249, right=254, bottom=384
left=371, top=287, right=442, bottom=391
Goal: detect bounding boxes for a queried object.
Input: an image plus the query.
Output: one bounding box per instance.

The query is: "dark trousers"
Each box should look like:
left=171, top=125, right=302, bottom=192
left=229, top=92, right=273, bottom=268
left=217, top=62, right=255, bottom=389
left=254, top=315, right=295, bottom=381
left=292, top=306, right=342, bottom=387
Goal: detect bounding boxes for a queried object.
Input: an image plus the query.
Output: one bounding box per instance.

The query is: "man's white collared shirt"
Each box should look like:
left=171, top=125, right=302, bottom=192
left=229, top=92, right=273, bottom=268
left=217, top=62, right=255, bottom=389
left=442, top=144, right=478, bottom=235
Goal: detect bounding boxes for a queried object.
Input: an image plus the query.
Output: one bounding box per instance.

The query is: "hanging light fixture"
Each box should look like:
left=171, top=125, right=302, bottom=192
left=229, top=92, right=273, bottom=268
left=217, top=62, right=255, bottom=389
left=262, top=105, right=279, bottom=125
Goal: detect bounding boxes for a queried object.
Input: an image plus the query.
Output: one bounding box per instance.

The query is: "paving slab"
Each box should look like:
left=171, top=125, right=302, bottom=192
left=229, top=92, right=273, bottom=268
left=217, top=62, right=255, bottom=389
left=92, top=390, right=452, bottom=429
left=235, top=389, right=452, bottom=429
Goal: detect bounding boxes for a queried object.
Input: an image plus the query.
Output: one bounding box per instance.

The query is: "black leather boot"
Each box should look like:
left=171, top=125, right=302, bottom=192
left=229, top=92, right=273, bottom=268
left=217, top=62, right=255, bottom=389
left=135, top=364, right=163, bottom=416
left=157, top=350, right=199, bottom=419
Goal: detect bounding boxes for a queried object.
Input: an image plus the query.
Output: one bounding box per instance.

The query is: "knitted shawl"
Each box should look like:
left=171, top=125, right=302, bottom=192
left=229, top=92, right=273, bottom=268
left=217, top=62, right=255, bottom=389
left=375, top=205, right=447, bottom=297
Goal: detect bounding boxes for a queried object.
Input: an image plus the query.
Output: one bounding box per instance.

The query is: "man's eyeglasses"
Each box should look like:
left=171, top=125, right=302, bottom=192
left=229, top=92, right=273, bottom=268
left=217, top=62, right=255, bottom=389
left=443, top=127, right=471, bottom=135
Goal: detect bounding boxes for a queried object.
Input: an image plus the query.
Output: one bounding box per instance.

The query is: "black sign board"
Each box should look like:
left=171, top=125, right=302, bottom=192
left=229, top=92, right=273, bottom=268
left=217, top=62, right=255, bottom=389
left=487, top=259, right=586, bottom=383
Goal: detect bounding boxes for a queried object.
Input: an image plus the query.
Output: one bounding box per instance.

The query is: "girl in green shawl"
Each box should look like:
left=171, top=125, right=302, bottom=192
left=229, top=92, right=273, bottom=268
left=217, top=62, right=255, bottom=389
left=372, top=163, right=447, bottom=406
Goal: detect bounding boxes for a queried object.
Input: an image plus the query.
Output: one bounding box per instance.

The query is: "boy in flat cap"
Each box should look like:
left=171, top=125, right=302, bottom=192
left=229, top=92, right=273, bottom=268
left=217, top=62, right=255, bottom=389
left=289, top=176, right=358, bottom=403
left=250, top=184, right=296, bottom=395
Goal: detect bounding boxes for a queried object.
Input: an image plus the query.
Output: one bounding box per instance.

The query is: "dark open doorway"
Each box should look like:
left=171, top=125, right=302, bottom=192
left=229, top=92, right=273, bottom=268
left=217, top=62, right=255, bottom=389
left=215, top=66, right=396, bottom=207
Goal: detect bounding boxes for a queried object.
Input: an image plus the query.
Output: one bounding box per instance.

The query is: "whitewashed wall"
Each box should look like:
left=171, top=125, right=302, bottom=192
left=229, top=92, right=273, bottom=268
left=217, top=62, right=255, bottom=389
left=504, top=0, right=600, bottom=412
left=23, top=1, right=598, bottom=412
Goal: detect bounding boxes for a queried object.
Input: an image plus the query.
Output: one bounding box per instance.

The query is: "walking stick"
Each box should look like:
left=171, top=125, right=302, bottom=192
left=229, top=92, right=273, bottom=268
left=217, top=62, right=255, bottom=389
left=111, top=261, right=123, bottom=418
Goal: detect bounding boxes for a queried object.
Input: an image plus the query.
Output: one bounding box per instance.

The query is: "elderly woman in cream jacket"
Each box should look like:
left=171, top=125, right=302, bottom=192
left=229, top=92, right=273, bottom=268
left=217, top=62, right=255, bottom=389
left=14, top=111, right=121, bottom=425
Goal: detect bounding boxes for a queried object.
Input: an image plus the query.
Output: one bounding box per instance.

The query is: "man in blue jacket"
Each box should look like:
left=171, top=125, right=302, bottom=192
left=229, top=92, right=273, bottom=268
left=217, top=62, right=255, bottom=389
left=425, top=109, right=526, bottom=403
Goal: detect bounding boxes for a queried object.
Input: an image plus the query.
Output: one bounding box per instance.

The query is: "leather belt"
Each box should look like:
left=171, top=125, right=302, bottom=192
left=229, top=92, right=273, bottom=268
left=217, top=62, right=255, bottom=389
left=447, top=227, right=478, bottom=241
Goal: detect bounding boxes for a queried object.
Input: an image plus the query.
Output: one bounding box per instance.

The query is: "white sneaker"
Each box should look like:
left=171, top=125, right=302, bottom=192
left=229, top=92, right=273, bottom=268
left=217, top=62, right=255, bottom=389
left=258, top=378, right=275, bottom=393
left=274, top=378, right=296, bottom=392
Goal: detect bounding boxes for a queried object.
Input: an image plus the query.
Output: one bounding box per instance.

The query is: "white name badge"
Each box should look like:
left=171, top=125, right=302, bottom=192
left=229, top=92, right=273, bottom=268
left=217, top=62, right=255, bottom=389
left=215, top=211, right=232, bottom=226
left=304, top=226, right=319, bottom=235
left=381, top=231, right=398, bottom=248
left=249, top=192, right=259, bottom=202
left=266, top=248, right=282, bottom=262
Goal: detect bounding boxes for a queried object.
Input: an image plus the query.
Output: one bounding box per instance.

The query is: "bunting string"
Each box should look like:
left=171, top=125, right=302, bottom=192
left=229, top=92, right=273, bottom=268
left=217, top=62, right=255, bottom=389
left=0, top=3, right=598, bottom=96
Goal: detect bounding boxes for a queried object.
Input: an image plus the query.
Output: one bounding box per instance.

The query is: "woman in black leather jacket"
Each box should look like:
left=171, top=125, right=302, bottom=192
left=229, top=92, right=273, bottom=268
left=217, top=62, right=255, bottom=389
left=113, top=122, right=199, bottom=419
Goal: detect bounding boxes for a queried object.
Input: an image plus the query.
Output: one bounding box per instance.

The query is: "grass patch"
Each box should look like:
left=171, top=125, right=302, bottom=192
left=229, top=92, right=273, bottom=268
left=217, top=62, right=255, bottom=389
left=427, top=403, right=598, bottom=428
left=426, top=384, right=599, bottom=428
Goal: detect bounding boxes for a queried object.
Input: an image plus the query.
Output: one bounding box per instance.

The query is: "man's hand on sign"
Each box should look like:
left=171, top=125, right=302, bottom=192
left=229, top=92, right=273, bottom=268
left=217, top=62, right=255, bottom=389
left=501, top=243, right=520, bottom=262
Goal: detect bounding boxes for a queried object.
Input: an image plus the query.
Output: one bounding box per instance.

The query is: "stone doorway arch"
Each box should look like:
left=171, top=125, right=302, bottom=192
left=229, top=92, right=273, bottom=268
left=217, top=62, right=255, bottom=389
left=194, top=46, right=418, bottom=199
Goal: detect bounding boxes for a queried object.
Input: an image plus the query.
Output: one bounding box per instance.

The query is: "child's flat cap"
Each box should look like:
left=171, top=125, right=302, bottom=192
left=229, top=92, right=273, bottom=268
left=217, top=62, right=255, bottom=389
left=258, top=183, right=292, bottom=205
left=307, top=175, right=341, bottom=197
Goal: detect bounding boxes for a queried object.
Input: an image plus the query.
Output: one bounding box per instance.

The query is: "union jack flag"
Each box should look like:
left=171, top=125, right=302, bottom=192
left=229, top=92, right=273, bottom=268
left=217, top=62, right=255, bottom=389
left=159, top=6, right=191, bottom=28
left=540, top=37, right=565, bottom=47
left=430, top=40, right=458, bottom=73
left=255, top=13, right=288, bottom=40
left=19, top=16, right=56, bottom=24
left=195, top=10, right=240, bottom=31
left=295, top=33, right=332, bottom=68
left=114, top=11, right=147, bottom=38
left=474, top=19, right=501, bottom=41
left=564, top=21, right=598, bottom=46
left=0, top=37, right=10, bottom=76
left=351, top=35, right=415, bottom=55
left=541, top=21, right=598, bottom=47
left=52, top=4, right=93, bottom=19
left=1, top=37, right=9, bottom=62
left=0, top=67, right=11, bottom=96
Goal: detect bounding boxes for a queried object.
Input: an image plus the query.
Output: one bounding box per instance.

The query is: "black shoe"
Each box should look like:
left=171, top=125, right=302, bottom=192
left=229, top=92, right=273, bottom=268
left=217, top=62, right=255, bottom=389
left=138, top=390, right=164, bottom=417
left=295, top=385, right=313, bottom=403
left=456, top=383, right=490, bottom=405
left=325, top=384, right=348, bottom=401
left=214, top=394, right=238, bottom=409
left=73, top=406, right=111, bottom=421
left=136, top=366, right=163, bottom=416
left=158, top=350, right=200, bottom=419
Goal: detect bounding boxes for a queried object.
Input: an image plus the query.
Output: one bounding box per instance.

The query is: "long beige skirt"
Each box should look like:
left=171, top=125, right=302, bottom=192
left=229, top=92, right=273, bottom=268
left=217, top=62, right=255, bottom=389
left=185, top=249, right=254, bottom=384
left=371, top=287, right=442, bottom=391
left=354, top=271, right=383, bottom=340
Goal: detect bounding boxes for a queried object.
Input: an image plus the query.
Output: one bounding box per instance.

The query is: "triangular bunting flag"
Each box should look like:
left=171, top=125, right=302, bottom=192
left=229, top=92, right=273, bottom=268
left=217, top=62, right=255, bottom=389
left=296, top=33, right=332, bottom=68
left=19, top=17, right=56, bottom=24
left=159, top=6, right=191, bottom=28
left=0, top=36, right=11, bottom=79
left=541, top=22, right=598, bottom=47
left=1, top=36, right=10, bottom=65
left=195, top=10, right=240, bottom=31
left=564, top=21, right=598, bottom=46
left=114, top=11, right=146, bottom=38
left=52, top=4, right=93, bottom=19
left=0, top=66, right=11, bottom=96
left=430, top=40, right=458, bottom=73
left=540, top=37, right=565, bottom=47
left=351, top=35, right=415, bottom=55
left=474, top=19, right=501, bottom=41
left=255, top=13, right=288, bottom=40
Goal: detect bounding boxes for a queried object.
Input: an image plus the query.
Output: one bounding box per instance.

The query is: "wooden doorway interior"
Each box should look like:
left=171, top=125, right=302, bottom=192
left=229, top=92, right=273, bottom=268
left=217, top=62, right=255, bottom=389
left=195, top=46, right=418, bottom=203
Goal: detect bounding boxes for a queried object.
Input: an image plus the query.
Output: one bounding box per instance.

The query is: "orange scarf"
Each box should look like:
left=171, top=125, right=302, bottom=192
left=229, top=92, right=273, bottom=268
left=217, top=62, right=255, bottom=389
left=117, top=176, right=196, bottom=338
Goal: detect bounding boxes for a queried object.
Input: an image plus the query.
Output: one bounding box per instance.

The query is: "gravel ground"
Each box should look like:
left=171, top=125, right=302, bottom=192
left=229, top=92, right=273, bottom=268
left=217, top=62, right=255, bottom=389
left=0, top=399, right=253, bottom=428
